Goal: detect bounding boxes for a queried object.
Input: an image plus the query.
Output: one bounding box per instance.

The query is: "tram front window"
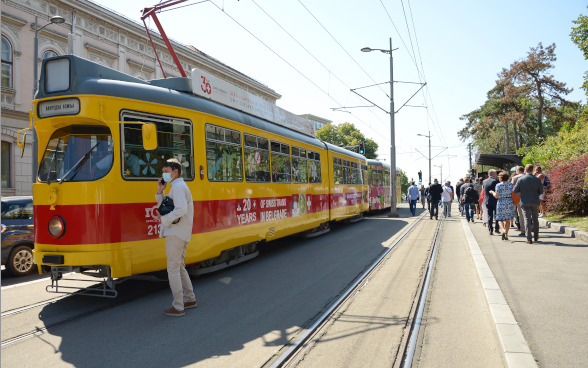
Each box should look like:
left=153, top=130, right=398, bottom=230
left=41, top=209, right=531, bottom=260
left=38, top=126, right=113, bottom=183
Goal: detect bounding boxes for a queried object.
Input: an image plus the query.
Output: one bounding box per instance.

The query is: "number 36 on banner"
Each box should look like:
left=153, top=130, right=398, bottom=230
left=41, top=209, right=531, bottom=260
left=200, top=76, right=212, bottom=95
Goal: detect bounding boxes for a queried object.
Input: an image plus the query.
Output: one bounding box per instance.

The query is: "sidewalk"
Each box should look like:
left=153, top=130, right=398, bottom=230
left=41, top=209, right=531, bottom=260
left=466, top=210, right=588, bottom=367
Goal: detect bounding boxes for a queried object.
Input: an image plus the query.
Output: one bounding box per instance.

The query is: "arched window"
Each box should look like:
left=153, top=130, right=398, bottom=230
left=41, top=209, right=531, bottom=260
left=1, top=36, right=13, bottom=88
left=42, top=50, right=58, bottom=59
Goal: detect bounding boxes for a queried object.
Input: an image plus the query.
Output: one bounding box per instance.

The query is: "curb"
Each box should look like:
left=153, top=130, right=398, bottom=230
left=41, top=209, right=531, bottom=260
left=461, top=220, right=538, bottom=368
left=538, top=218, right=588, bottom=243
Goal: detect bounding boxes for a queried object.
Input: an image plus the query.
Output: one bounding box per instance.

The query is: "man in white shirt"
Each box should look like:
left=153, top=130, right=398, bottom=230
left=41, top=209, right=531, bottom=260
left=156, top=159, right=197, bottom=317
left=407, top=181, right=420, bottom=216
left=442, top=181, right=453, bottom=218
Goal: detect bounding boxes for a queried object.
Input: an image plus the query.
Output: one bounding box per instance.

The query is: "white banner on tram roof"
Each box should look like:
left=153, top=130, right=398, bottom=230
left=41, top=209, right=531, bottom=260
left=191, top=67, right=315, bottom=137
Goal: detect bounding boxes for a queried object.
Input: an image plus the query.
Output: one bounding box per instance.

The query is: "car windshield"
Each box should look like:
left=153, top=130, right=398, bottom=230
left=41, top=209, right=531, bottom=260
left=1, top=200, right=33, bottom=220
left=38, top=126, right=113, bottom=183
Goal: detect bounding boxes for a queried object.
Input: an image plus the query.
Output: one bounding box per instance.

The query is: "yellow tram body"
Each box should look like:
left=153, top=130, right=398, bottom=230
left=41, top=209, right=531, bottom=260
left=30, top=56, right=369, bottom=285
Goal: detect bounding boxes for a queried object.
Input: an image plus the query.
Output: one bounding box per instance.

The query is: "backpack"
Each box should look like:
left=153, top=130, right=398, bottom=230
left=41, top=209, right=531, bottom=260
left=464, top=186, right=479, bottom=203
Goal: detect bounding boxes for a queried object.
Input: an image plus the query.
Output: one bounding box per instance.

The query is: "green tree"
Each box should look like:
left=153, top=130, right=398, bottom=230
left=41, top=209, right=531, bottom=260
left=519, top=120, right=588, bottom=170
left=397, top=168, right=409, bottom=196
left=571, top=8, right=588, bottom=95
left=316, top=122, right=378, bottom=159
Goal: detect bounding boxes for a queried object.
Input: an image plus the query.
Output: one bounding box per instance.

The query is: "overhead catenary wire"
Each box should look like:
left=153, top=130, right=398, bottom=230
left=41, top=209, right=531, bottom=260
left=207, top=0, right=387, bottom=137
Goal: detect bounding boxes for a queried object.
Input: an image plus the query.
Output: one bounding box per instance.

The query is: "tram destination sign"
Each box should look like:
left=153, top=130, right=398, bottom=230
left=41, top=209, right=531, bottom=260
left=38, top=98, right=80, bottom=118
left=191, top=68, right=315, bottom=137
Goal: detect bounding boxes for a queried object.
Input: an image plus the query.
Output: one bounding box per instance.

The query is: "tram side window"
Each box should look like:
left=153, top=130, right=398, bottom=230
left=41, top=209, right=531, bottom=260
left=122, top=116, right=193, bottom=180
left=206, top=125, right=243, bottom=182
left=271, top=141, right=291, bottom=183
left=244, top=134, right=270, bottom=182
left=292, top=146, right=307, bottom=184
left=361, top=164, right=368, bottom=185
left=308, top=151, right=321, bottom=184
left=350, top=162, right=359, bottom=185
left=333, top=157, right=342, bottom=185
left=343, top=160, right=351, bottom=185
left=385, top=170, right=390, bottom=186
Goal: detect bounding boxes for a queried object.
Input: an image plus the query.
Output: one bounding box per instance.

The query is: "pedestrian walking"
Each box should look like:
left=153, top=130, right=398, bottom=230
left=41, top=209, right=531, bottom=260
left=156, top=158, right=197, bottom=317
left=490, top=172, right=515, bottom=240
left=513, top=164, right=544, bottom=244
left=419, top=185, right=426, bottom=209
left=407, top=181, right=420, bottom=216
left=483, top=170, right=501, bottom=235
left=511, top=166, right=526, bottom=236
left=461, top=178, right=479, bottom=223
left=456, top=178, right=465, bottom=216
left=442, top=181, right=453, bottom=218
left=425, top=183, right=431, bottom=211
left=428, top=179, right=443, bottom=220
left=534, top=166, right=550, bottom=217
left=447, top=181, right=455, bottom=216
left=474, top=177, right=483, bottom=220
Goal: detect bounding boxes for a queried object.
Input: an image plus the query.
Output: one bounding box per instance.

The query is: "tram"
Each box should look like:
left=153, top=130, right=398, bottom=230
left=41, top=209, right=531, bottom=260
left=24, top=55, right=370, bottom=296
left=367, top=160, right=392, bottom=211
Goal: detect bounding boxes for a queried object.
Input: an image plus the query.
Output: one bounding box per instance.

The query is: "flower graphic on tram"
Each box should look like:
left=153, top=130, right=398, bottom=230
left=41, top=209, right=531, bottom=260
left=139, top=152, right=158, bottom=175
left=174, top=153, right=191, bottom=170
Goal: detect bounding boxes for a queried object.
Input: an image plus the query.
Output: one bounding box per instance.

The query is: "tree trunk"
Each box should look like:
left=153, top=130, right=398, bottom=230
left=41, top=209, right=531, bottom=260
left=504, top=121, right=510, bottom=154
left=513, top=121, right=520, bottom=151
left=536, top=79, right=544, bottom=139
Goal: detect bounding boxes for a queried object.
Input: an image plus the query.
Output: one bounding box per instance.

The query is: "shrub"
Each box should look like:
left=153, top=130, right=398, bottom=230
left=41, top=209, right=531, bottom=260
left=520, top=121, right=588, bottom=171
left=546, top=154, right=588, bottom=215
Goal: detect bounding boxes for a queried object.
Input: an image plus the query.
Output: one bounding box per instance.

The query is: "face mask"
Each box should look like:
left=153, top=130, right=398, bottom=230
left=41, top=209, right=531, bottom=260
left=162, top=172, right=174, bottom=183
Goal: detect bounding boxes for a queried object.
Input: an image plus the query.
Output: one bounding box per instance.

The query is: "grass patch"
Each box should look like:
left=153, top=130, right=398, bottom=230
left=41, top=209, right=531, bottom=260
left=545, top=213, right=588, bottom=232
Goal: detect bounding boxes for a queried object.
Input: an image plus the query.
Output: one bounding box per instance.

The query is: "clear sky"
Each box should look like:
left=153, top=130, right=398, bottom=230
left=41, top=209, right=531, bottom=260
left=92, top=0, right=587, bottom=185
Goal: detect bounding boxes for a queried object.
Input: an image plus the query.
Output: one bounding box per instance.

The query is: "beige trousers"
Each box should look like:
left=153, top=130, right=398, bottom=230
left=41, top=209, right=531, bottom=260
left=165, top=235, right=196, bottom=311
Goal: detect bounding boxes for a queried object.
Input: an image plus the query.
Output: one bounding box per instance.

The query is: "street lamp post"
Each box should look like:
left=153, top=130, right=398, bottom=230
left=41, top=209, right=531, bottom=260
left=361, top=37, right=398, bottom=217
left=32, top=15, right=65, bottom=182
left=417, top=131, right=432, bottom=185
left=434, top=164, right=442, bottom=183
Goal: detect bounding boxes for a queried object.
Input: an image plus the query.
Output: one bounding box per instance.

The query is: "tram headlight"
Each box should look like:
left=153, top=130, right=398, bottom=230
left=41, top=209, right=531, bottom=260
left=48, top=216, right=66, bottom=238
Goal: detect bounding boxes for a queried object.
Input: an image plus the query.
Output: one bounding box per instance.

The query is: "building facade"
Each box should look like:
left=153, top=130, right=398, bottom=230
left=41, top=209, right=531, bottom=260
left=1, top=0, right=284, bottom=196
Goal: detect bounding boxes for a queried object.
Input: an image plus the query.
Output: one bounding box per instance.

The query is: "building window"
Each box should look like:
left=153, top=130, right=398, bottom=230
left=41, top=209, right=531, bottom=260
left=1, top=36, right=13, bottom=88
left=2, top=141, right=11, bottom=188
left=42, top=50, right=58, bottom=59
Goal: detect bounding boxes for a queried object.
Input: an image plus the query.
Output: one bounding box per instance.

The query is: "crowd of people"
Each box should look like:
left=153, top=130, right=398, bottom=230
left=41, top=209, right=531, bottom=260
left=416, top=164, right=549, bottom=244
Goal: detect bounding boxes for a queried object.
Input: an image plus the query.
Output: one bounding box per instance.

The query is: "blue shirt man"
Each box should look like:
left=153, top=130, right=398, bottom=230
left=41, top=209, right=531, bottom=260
left=407, top=182, right=420, bottom=216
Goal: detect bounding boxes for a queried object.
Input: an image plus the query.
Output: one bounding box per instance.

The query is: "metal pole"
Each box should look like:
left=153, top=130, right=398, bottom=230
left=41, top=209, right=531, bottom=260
left=389, top=37, right=398, bottom=217
left=32, top=15, right=39, bottom=183
left=428, top=131, right=431, bottom=185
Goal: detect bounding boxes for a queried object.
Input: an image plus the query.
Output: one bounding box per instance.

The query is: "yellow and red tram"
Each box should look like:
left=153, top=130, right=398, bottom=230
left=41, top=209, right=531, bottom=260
left=27, top=56, right=370, bottom=295
left=367, top=160, right=392, bottom=211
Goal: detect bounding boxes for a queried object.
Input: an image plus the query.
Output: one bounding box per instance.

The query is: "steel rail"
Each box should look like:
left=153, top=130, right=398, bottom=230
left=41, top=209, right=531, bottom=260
left=268, top=211, right=428, bottom=368
left=402, top=216, right=444, bottom=367
left=1, top=295, right=70, bottom=318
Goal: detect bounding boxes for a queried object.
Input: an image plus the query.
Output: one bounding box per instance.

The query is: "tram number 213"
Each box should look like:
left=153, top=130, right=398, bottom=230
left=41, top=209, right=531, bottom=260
left=148, top=224, right=162, bottom=236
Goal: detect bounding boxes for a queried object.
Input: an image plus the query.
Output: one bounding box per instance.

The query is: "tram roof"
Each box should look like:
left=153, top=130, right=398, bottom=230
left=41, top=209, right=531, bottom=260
left=367, top=159, right=390, bottom=169
left=36, top=56, right=366, bottom=158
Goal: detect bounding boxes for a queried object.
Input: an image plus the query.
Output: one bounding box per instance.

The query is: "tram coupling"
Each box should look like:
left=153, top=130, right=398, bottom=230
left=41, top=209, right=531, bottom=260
left=46, top=265, right=118, bottom=298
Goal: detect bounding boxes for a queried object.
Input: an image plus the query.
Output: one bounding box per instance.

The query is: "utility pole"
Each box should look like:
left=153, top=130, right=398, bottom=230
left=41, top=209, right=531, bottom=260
left=434, top=163, right=442, bottom=183
left=417, top=131, right=432, bottom=184
left=468, top=143, right=472, bottom=171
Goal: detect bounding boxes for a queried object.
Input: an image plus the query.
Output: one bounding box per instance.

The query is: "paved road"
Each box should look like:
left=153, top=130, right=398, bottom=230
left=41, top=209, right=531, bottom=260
left=416, top=215, right=504, bottom=368
left=469, top=213, right=588, bottom=368
left=1, top=210, right=414, bottom=368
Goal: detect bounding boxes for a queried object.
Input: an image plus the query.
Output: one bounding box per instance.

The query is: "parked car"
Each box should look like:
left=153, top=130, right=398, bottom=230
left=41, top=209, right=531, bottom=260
left=1, top=196, right=36, bottom=276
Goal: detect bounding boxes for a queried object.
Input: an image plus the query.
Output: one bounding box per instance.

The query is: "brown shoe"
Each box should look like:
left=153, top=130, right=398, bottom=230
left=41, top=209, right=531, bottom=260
left=164, top=307, right=185, bottom=317
left=526, top=240, right=532, bottom=244
left=184, top=300, right=198, bottom=309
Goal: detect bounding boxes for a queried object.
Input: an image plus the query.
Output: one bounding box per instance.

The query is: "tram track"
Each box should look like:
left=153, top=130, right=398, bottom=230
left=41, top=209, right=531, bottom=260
left=264, top=212, right=444, bottom=368
left=1, top=280, right=167, bottom=349
left=1, top=295, right=71, bottom=319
